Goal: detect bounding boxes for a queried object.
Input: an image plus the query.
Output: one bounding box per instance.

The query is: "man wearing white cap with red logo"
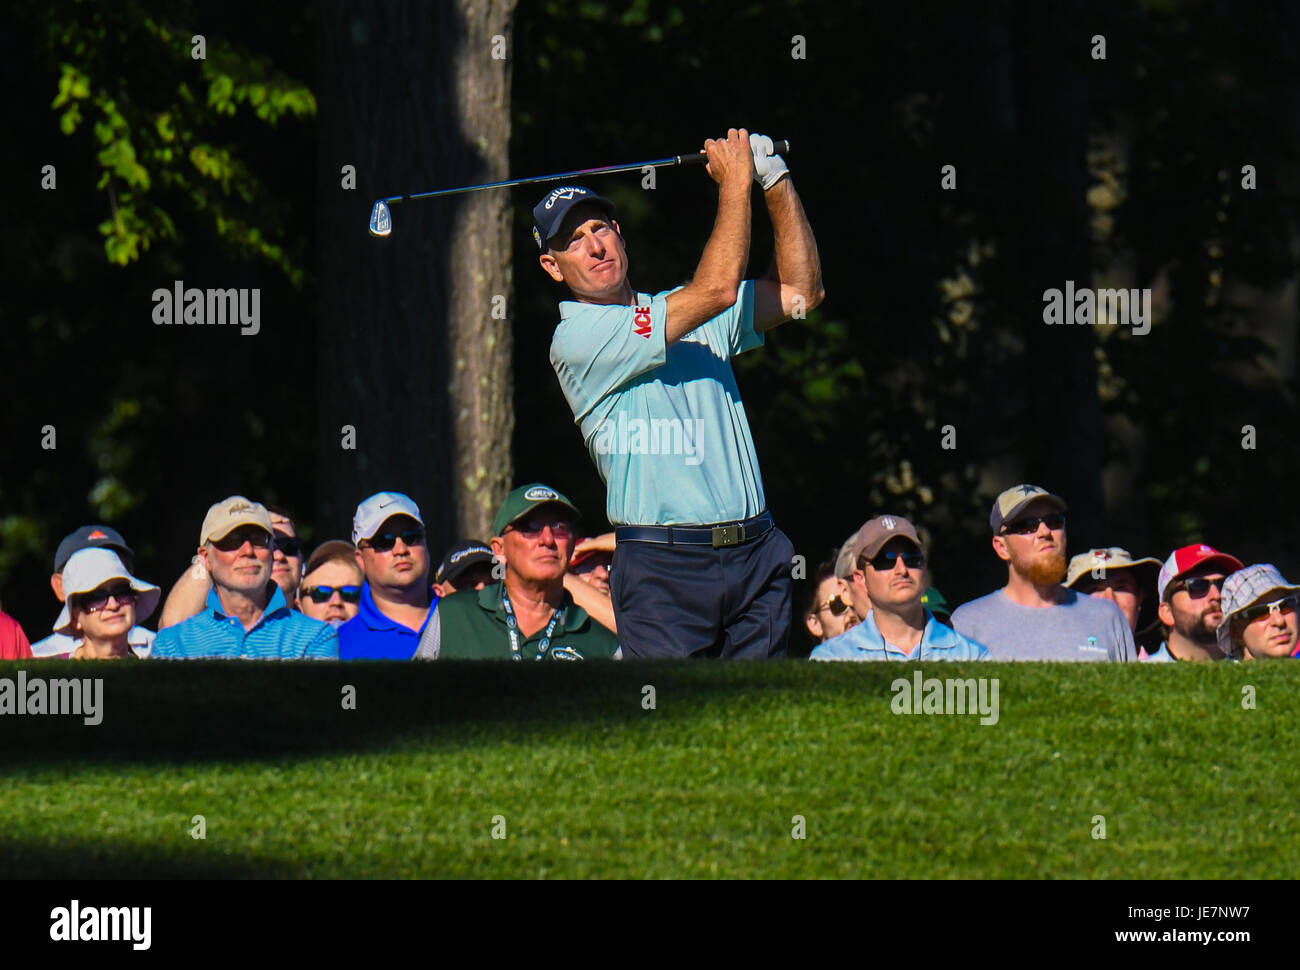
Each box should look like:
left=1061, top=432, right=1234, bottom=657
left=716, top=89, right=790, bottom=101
left=951, top=484, right=1135, bottom=661
left=1146, top=544, right=1244, bottom=662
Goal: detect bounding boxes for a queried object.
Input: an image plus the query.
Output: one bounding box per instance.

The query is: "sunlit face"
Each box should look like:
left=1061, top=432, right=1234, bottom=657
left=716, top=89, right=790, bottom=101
left=1236, top=593, right=1300, bottom=660
left=201, top=525, right=273, bottom=597
left=571, top=550, right=613, bottom=594
left=355, top=515, right=430, bottom=592
left=1076, top=570, right=1142, bottom=631
left=70, top=581, right=138, bottom=642
left=860, top=539, right=927, bottom=613
left=538, top=204, right=629, bottom=302
left=993, top=499, right=1067, bottom=585
left=269, top=514, right=304, bottom=600
left=298, top=559, right=363, bottom=625
left=1159, top=566, right=1228, bottom=646
left=492, top=507, right=575, bottom=586
left=805, top=575, right=859, bottom=642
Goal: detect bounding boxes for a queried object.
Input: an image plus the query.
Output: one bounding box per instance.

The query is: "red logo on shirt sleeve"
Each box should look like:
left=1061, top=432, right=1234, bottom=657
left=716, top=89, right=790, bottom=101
left=632, top=306, right=653, bottom=338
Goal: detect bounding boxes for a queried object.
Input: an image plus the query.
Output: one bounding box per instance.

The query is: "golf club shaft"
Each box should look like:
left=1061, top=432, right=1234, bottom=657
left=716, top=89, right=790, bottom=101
left=379, top=139, right=791, bottom=205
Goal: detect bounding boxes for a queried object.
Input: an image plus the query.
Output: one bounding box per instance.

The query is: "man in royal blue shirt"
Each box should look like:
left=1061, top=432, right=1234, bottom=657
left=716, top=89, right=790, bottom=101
left=338, top=491, right=438, bottom=660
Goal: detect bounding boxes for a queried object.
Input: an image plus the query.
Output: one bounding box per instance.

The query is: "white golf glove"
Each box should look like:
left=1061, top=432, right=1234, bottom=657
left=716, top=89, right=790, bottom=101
left=749, top=132, right=789, bottom=190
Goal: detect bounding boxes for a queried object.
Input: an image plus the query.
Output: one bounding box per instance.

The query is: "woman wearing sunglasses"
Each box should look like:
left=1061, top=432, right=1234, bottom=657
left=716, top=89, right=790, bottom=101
left=1217, top=565, right=1300, bottom=662
left=49, top=548, right=161, bottom=660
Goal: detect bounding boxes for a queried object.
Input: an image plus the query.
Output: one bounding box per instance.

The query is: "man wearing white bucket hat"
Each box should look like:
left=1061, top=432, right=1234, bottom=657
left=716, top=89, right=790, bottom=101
left=1216, top=564, right=1300, bottom=662
left=51, top=548, right=162, bottom=660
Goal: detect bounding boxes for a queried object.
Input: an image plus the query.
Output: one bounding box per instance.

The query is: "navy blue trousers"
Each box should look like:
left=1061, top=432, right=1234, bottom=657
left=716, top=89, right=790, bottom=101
left=609, top=526, right=794, bottom=659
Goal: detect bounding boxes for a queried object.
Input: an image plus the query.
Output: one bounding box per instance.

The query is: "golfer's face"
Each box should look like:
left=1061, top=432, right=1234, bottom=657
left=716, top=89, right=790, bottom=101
left=547, top=214, right=627, bottom=299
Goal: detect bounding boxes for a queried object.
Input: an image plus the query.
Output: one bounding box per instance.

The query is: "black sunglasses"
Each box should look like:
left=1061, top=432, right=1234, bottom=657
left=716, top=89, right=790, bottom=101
left=1170, top=576, right=1226, bottom=599
left=363, top=529, right=426, bottom=552
left=274, top=535, right=303, bottom=557
left=864, top=549, right=925, bottom=571
left=211, top=529, right=273, bottom=552
left=1001, top=514, right=1066, bottom=535
left=302, top=584, right=362, bottom=604
left=74, top=585, right=138, bottom=613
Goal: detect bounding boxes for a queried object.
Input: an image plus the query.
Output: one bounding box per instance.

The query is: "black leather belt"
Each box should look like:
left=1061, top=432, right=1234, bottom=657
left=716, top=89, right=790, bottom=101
left=615, top=511, right=774, bottom=549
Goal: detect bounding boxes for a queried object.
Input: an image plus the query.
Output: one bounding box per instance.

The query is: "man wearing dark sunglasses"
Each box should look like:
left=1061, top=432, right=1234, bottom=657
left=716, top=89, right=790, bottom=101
left=1147, top=544, right=1244, bottom=662
left=338, top=491, right=437, bottom=660
left=951, top=484, right=1135, bottom=662
left=811, top=516, right=988, bottom=661
left=153, top=496, right=337, bottom=659
left=1216, top=564, right=1300, bottom=661
left=418, top=483, right=620, bottom=661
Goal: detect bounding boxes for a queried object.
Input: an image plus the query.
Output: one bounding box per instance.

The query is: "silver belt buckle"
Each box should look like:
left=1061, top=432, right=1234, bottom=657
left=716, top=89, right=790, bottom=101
left=712, top=525, right=742, bottom=548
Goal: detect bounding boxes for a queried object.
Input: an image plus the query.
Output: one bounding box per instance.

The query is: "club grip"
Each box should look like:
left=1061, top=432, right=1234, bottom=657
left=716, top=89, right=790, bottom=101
left=680, top=138, right=790, bottom=165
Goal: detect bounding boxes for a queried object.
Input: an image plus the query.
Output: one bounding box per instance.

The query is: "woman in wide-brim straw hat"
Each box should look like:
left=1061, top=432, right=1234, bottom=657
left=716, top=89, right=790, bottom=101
left=1216, top=564, right=1300, bottom=662
left=51, top=548, right=161, bottom=660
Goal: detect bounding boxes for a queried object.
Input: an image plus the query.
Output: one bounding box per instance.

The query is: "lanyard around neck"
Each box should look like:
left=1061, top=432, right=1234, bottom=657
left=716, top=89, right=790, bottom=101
left=501, top=586, right=564, bottom=661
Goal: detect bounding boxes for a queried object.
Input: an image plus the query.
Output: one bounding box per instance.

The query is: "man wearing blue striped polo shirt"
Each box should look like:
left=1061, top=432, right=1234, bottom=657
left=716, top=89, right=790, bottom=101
left=538, top=128, right=825, bottom=658
left=153, top=496, right=337, bottom=659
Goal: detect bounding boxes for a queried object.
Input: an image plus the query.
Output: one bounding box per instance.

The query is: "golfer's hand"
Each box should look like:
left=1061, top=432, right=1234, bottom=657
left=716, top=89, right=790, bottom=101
left=749, top=132, right=789, bottom=190
left=704, top=128, right=754, bottom=188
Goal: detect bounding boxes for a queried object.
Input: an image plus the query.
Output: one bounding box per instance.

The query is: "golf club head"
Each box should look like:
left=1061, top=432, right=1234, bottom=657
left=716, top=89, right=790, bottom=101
left=368, top=200, right=392, bottom=237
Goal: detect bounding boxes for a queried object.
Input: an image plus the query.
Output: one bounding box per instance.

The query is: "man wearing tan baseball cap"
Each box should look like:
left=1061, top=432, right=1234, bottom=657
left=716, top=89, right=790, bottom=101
left=811, top=515, right=988, bottom=661
left=950, top=484, right=1135, bottom=661
left=1065, top=547, right=1162, bottom=655
left=152, top=496, right=337, bottom=660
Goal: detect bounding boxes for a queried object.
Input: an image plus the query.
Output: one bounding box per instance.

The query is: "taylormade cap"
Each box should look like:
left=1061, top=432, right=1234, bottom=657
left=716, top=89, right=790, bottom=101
left=532, top=186, right=615, bottom=251
left=850, top=515, right=923, bottom=565
left=990, top=484, right=1067, bottom=534
left=54, top=525, right=133, bottom=573
left=200, top=496, right=273, bottom=546
left=352, top=492, right=424, bottom=545
left=1065, top=547, right=1161, bottom=589
left=493, top=483, right=581, bottom=537
left=1215, top=564, right=1300, bottom=656
left=53, top=548, right=160, bottom=636
left=1157, top=544, right=1244, bottom=602
left=436, top=539, right=495, bottom=585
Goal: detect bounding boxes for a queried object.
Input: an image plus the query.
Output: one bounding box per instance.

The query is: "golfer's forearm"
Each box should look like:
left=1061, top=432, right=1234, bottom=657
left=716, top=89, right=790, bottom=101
left=765, top=179, right=824, bottom=306
left=694, top=180, right=751, bottom=303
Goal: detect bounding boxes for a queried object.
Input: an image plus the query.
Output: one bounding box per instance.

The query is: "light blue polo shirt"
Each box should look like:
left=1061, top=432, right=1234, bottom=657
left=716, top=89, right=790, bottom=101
left=549, top=280, right=766, bottom=526
left=810, top=609, right=991, bottom=661
left=153, top=584, right=337, bottom=659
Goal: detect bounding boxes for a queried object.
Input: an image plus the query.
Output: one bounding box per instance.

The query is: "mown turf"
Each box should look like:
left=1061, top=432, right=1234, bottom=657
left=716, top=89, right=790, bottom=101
left=0, top=660, right=1293, bottom=878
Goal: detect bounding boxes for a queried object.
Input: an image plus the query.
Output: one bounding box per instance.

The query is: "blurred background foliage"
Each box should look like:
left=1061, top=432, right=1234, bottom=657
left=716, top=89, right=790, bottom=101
left=3, top=0, right=1299, bottom=655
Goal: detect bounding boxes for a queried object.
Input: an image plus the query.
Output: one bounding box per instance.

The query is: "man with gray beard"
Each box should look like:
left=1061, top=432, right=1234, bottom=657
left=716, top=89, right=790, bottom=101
left=951, top=485, right=1135, bottom=661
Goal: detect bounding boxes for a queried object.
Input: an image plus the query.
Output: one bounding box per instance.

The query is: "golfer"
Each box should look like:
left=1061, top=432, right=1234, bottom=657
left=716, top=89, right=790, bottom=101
left=538, top=127, right=824, bottom=658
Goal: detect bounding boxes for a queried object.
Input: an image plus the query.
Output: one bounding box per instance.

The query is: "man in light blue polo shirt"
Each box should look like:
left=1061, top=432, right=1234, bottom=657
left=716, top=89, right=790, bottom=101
left=153, top=496, right=337, bottom=660
left=338, top=491, right=438, bottom=660
left=812, top=515, right=989, bottom=662
left=538, top=128, right=825, bottom=659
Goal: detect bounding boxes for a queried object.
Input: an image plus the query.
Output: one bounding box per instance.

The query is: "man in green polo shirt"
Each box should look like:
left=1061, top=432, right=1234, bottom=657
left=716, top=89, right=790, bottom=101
left=416, top=484, right=620, bottom=661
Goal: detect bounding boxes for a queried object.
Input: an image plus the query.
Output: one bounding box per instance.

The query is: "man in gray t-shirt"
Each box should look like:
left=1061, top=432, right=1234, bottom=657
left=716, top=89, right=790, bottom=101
left=951, top=484, right=1135, bottom=662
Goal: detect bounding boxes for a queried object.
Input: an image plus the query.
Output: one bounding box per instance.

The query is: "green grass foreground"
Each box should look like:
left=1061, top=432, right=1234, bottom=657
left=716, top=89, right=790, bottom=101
left=0, top=660, right=1292, bottom=878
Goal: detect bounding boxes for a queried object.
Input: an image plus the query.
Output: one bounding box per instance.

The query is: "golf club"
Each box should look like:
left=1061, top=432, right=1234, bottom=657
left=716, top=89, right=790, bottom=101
left=368, top=139, right=791, bottom=237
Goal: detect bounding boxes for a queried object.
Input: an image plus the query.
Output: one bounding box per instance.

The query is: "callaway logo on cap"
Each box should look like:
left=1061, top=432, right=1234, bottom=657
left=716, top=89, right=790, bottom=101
left=531, top=185, right=615, bottom=251
left=543, top=187, right=584, bottom=210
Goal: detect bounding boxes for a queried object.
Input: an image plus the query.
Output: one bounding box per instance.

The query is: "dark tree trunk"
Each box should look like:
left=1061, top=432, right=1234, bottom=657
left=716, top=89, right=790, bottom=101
left=315, top=0, right=516, bottom=548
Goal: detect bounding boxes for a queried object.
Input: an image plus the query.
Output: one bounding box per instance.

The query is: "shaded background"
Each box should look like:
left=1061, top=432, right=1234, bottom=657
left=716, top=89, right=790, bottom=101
left=4, top=0, right=1299, bottom=652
